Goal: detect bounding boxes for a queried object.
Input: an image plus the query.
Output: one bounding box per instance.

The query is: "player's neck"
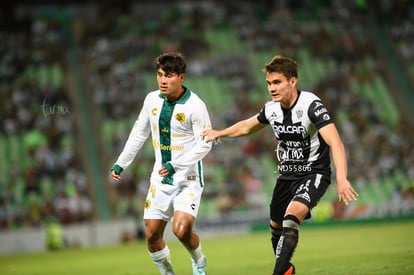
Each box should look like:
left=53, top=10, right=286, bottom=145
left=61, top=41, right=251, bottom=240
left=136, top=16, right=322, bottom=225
left=281, top=89, right=299, bottom=109
left=165, top=86, right=185, bottom=102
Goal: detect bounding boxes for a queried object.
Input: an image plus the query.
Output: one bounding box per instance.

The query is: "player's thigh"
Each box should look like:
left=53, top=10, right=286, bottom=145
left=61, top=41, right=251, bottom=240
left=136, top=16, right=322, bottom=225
left=144, top=182, right=175, bottom=221
left=173, top=182, right=203, bottom=218
left=270, top=179, right=295, bottom=224
left=172, top=210, right=196, bottom=238
left=293, top=173, right=330, bottom=210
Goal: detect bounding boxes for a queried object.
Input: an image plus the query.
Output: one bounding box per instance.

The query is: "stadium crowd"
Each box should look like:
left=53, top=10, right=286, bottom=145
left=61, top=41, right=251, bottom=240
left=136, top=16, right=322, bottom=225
left=0, top=0, right=413, bottom=231
left=0, top=9, right=93, bottom=230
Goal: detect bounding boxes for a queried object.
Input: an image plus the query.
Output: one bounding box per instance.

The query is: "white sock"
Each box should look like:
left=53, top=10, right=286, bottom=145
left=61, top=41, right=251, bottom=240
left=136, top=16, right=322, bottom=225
left=188, top=243, right=204, bottom=266
left=149, top=245, right=175, bottom=275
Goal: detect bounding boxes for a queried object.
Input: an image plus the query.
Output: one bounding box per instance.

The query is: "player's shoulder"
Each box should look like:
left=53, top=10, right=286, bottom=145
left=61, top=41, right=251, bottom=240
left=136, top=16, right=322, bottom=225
left=263, top=100, right=282, bottom=114
left=146, top=90, right=161, bottom=99
left=299, top=90, right=321, bottom=102
left=187, top=89, right=201, bottom=101
left=143, top=90, right=163, bottom=104
left=186, top=89, right=208, bottom=107
left=142, top=90, right=158, bottom=100
left=260, top=100, right=282, bottom=119
left=264, top=100, right=280, bottom=108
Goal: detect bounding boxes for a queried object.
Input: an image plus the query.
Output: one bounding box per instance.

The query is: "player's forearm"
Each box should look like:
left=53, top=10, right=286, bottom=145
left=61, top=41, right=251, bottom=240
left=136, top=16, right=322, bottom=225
left=331, top=140, right=348, bottom=181
left=170, top=140, right=212, bottom=170
left=115, top=135, right=146, bottom=168
left=115, top=120, right=150, bottom=169
left=218, top=119, right=255, bottom=138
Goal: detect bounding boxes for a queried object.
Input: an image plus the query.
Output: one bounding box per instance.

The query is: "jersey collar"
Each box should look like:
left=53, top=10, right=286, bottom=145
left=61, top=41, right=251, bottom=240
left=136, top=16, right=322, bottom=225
left=158, top=86, right=191, bottom=104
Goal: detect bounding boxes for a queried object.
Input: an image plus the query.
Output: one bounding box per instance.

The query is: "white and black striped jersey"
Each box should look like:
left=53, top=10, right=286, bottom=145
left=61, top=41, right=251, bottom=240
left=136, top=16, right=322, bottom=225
left=114, top=87, right=212, bottom=186
left=257, top=90, right=333, bottom=180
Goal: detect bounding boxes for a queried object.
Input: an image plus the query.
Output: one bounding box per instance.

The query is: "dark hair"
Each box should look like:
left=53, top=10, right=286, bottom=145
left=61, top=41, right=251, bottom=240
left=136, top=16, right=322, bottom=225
left=156, top=52, right=186, bottom=75
left=263, top=55, right=298, bottom=79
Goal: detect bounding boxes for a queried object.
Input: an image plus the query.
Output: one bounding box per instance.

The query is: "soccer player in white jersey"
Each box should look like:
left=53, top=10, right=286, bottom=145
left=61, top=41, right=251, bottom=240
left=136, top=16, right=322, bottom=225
left=202, top=55, right=358, bottom=275
left=111, top=52, right=212, bottom=275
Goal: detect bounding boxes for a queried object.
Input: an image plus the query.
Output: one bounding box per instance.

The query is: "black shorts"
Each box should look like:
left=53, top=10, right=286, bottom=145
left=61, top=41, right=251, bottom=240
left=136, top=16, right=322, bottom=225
left=270, top=173, right=331, bottom=224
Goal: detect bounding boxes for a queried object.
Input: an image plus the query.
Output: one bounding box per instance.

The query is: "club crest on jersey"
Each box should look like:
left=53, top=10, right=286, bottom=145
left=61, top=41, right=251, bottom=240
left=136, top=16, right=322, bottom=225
left=175, top=113, right=185, bottom=123
left=296, top=109, right=303, bottom=119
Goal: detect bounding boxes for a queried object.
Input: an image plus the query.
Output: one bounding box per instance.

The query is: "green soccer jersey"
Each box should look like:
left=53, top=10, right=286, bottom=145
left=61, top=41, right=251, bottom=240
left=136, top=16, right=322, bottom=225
left=115, top=87, right=212, bottom=186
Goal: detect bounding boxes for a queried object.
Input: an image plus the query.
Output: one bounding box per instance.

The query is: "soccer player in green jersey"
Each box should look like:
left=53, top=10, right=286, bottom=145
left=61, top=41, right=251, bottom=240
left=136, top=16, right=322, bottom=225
left=112, top=52, right=212, bottom=275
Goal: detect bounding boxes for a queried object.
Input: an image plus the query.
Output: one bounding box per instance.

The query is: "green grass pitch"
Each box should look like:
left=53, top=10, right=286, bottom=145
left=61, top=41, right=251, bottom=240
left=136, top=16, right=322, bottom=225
left=0, top=220, right=413, bottom=274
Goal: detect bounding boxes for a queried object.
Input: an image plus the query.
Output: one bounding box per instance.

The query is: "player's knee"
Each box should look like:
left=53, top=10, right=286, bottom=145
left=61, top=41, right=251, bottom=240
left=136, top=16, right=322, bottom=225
left=172, top=222, right=192, bottom=241
left=146, top=229, right=163, bottom=243
left=283, top=214, right=300, bottom=230
left=270, top=223, right=283, bottom=237
left=270, top=219, right=282, bottom=230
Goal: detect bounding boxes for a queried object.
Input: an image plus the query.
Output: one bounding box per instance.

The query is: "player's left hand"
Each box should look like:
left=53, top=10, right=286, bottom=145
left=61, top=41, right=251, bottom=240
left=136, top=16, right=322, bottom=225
left=337, top=179, right=359, bottom=206
left=158, top=166, right=169, bottom=178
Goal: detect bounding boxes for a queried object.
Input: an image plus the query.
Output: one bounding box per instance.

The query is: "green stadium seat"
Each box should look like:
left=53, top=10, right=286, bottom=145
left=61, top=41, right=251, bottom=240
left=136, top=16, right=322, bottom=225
left=204, top=28, right=245, bottom=54
left=372, top=76, right=399, bottom=127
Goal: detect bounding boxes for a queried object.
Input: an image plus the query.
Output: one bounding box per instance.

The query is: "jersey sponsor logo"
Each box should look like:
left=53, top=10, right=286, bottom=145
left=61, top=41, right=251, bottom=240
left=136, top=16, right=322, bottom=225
left=160, top=144, right=184, bottom=151
left=152, top=140, right=185, bottom=151
left=172, top=133, right=186, bottom=138
left=314, top=107, right=328, bottom=117
left=285, top=140, right=308, bottom=147
left=273, top=121, right=310, bottom=165
left=273, top=124, right=307, bottom=135
left=175, top=113, right=185, bottom=123
left=277, top=147, right=305, bottom=162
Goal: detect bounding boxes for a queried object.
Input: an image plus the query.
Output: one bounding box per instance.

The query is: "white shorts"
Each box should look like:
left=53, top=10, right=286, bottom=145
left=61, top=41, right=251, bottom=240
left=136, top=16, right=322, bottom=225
left=143, top=177, right=204, bottom=221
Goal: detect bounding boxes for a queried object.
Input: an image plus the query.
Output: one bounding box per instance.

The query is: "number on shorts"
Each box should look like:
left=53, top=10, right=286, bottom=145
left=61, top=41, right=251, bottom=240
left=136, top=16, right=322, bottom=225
left=149, top=185, right=156, bottom=198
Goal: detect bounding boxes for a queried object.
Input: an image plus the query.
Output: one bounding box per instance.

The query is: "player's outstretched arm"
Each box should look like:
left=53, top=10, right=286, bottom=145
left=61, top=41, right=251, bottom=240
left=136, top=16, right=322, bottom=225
left=202, top=114, right=265, bottom=142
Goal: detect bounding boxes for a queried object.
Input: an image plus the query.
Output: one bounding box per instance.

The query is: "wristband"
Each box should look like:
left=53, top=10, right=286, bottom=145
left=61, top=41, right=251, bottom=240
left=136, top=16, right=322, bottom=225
left=111, top=164, right=123, bottom=175
left=163, top=162, right=175, bottom=176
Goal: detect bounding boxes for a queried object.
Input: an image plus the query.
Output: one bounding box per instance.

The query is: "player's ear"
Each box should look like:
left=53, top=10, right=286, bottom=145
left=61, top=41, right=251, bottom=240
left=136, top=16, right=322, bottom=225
left=180, top=73, right=185, bottom=81
left=289, top=76, right=297, bottom=86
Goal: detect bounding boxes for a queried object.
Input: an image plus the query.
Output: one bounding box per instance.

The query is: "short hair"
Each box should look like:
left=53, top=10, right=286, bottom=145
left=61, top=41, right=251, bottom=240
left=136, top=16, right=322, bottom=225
left=263, top=55, right=298, bottom=79
left=156, top=52, right=186, bottom=75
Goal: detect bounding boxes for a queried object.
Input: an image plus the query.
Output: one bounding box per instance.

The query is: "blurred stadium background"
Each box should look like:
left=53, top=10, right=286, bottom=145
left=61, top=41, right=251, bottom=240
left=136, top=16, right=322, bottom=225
left=0, top=0, right=413, bottom=254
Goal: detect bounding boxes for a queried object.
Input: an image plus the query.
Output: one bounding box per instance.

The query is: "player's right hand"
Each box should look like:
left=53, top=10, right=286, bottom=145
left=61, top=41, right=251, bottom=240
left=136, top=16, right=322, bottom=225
left=111, top=170, right=122, bottom=181
left=202, top=129, right=218, bottom=142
